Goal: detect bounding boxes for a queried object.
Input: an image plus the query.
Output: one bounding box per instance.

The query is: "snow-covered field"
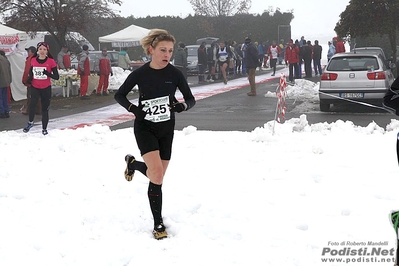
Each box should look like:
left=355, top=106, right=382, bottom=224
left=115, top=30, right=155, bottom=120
left=1, top=69, right=399, bottom=266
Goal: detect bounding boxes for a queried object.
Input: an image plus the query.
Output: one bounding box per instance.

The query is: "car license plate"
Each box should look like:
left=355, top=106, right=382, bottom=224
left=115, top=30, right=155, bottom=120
left=339, top=93, right=364, bottom=98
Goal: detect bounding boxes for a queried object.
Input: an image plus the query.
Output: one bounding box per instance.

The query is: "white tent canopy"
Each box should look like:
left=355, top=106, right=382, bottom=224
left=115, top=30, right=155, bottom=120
left=0, top=24, right=28, bottom=40
left=98, top=24, right=150, bottom=47
left=0, top=24, right=29, bottom=101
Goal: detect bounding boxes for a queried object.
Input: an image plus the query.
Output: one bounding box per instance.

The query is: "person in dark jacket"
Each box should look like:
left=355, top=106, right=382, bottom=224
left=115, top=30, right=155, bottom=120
left=197, top=42, right=207, bottom=84
left=383, top=76, right=399, bottom=115
left=244, top=38, right=259, bottom=96
left=206, top=42, right=217, bottom=81
left=302, top=40, right=313, bottom=78
left=0, top=50, right=12, bottom=118
left=312, top=40, right=323, bottom=76
left=173, top=42, right=188, bottom=80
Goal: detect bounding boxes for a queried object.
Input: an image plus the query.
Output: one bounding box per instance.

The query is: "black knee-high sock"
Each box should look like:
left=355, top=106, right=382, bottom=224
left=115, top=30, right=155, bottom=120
left=132, top=160, right=148, bottom=176
left=148, top=182, right=163, bottom=226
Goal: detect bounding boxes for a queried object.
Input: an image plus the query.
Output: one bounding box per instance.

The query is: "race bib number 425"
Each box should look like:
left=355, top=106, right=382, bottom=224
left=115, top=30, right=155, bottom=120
left=141, top=96, right=171, bottom=123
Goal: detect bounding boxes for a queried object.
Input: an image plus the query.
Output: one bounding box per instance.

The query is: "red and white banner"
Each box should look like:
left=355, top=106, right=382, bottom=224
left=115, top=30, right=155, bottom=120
left=276, top=73, right=287, bottom=123
left=0, top=35, right=20, bottom=55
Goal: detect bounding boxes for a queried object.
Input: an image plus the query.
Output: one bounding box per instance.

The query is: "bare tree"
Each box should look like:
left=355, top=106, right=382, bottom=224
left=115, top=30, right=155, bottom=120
left=188, top=0, right=251, bottom=16
left=1, top=0, right=122, bottom=47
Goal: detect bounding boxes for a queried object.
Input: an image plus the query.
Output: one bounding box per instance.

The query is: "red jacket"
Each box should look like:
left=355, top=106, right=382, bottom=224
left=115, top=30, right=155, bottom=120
left=335, top=41, right=346, bottom=53
left=78, top=51, right=90, bottom=76
left=97, top=55, right=112, bottom=75
left=285, top=45, right=300, bottom=64
left=22, top=54, right=34, bottom=86
left=62, top=54, right=71, bottom=69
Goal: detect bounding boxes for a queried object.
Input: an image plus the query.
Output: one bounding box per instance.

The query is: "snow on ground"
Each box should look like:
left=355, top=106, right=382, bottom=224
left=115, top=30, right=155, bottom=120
left=1, top=68, right=399, bottom=266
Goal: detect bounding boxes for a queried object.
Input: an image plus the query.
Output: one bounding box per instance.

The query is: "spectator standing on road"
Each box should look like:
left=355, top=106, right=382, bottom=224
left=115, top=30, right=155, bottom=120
left=22, top=42, right=59, bottom=135
left=267, top=40, right=281, bottom=76
left=295, top=39, right=303, bottom=79
left=57, top=44, right=71, bottom=70
left=241, top=40, right=247, bottom=75
left=206, top=41, right=217, bottom=82
left=302, top=40, right=313, bottom=78
left=118, top=48, right=131, bottom=70
left=78, top=44, right=90, bottom=100
left=22, top=46, right=41, bottom=115
left=197, top=42, right=207, bottom=84
left=235, top=43, right=243, bottom=75
left=216, top=41, right=230, bottom=84
left=263, top=40, right=270, bottom=68
left=173, top=42, right=188, bottom=80
left=95, top=48, right=113, bottom=96
left=285, top=39, right=300, bottom=84
left=278, top=39, right=285, bottom=65
left=244, top=38, right=259, bottom=96
left=227, top=40, right=236, bottom=76
left=0, top=50, right=12, bottom=119
left=313, top=40, right=323, bottom=76
left=114, top=28, right=196, bottom=240
left=257, top=41, right=264, bottom=71
left=327, top=41, right=335, bottom=62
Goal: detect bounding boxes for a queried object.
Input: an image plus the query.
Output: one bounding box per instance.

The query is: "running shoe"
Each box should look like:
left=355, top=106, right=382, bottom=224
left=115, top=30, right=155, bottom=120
left=23, top=122, right=34, bottom=133
left=42, top=129, right=48, bottom=135
left=124, top=154, right=135, bottom=181
left=153, top=223, right=168, bottom=240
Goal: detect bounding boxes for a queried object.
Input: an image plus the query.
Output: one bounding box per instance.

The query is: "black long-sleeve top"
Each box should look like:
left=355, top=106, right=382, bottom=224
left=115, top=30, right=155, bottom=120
left=114, top=62, right=195, bottom=120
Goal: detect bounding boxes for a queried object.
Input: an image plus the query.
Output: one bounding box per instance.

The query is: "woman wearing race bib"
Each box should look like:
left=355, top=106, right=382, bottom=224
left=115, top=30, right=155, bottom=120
left=216, top=41, right=230, bottom=84
left=23, top=42, right=59, bottom=135
left=114, top=29, right=196, bottom=240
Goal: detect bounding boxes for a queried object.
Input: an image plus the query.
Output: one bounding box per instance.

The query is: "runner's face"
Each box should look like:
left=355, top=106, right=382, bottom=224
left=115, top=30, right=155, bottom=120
left=150, top=41, right=174, bottom=69
left=37, top=46, right=48, bottom=57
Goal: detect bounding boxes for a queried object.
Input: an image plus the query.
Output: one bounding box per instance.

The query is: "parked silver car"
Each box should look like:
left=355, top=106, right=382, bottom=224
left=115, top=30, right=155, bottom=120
left=319, top=52, right=395, bottom=112
left=352, top=46, right=395, bottom=69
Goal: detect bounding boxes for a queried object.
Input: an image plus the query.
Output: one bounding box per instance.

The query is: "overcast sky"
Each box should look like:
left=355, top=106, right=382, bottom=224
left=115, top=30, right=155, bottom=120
left=112, top=0, right=350, bottom=43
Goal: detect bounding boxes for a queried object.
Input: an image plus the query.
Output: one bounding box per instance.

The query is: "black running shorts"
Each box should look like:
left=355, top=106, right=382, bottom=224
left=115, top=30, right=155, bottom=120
left=134, top=119, right=175, bottom=160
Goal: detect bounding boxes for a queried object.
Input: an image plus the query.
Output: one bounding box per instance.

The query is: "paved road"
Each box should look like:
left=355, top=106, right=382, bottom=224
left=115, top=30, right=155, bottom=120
left=112, top=75, right=396, bottom=132
left=2, top=68, right=396, bottom=132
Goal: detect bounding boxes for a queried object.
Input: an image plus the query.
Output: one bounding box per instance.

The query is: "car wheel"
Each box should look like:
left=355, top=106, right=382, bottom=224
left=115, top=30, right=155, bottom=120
left=320, top=101, right=330, bottom=112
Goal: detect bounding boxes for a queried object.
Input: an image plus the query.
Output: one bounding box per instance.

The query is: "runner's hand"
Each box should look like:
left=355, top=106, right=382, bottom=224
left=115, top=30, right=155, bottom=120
left=128, top=104, right=147, bottom=121
left=43, top=69, right=51, bottom=76
left=169, top=102, right=187, bottom=113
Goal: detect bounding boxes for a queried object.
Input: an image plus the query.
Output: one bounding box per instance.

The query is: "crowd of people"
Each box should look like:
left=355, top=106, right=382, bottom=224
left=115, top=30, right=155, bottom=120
left=284, top=36, right=346, bottom=84
left=188, top=35, right=347, bottom=87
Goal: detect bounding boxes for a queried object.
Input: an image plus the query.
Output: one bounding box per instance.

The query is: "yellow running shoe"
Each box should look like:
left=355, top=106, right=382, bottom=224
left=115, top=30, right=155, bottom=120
left=153, top=223, right=168, bottom=240
left=124, top=154, right=135, bottom=181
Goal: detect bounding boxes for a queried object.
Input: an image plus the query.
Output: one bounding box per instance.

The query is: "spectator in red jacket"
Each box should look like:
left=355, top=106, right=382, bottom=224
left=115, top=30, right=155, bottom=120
left=78, top=44, right=90, bottom=100
left=335, top=37, right=346, bottom=54
left=284, top=39, right=300, bottom=83
left=95, top=48, right=113, bottom=96
left=57, top=44, right=71, bottom=70
left=22, top=46, right=41, bottom=115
